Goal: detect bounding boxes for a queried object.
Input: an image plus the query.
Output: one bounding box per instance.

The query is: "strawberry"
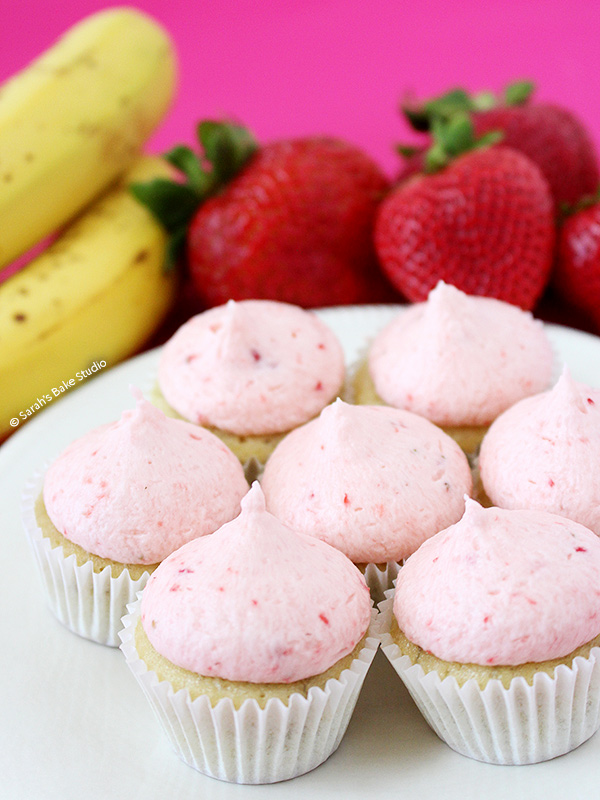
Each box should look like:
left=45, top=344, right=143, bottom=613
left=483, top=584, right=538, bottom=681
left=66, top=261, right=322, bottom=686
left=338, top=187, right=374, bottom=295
left=132, top=121, right=395, bottom=308
left=553, top=189, right=600, bottom=329
left=376, top=115, right=555, bottom=309
left=473, top=104, right=599, bottom=211
left=399, top=82, right=599, bottom=211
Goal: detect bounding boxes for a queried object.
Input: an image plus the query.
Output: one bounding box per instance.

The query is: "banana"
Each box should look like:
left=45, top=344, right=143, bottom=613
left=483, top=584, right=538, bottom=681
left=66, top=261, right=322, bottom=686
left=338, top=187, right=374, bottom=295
left=0, top=156, right=178, bottom=438
left=0, top=7, right=177, bottom=268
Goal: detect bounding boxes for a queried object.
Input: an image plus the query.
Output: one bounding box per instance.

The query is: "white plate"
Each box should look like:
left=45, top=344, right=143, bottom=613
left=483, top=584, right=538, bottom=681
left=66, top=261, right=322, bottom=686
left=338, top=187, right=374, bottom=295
left=1, top=305, right=600, bottom=800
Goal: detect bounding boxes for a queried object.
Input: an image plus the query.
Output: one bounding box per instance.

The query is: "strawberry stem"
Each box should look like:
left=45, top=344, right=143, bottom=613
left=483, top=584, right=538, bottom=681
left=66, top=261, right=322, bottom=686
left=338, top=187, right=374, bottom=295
left=504, top=80, right=535, bottom=106
left=396, top=144, right=421, bottom=158
left=198, top=121, right=257, bottom=184
left=163, top=145, right=215, bottom=195
left=423, top=113, right=503, bottom=173
left=130, top=121, right=258, bottom=269
left=402, top=88, right=473, bottom=131
left=401, top=80, right=536, bottom=133
left=559, top=184, right=600, bottom=219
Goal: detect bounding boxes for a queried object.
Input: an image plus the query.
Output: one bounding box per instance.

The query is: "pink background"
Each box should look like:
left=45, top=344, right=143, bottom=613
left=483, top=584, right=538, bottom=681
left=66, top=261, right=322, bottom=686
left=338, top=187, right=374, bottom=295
left=2, top=0, right=600, bottom=178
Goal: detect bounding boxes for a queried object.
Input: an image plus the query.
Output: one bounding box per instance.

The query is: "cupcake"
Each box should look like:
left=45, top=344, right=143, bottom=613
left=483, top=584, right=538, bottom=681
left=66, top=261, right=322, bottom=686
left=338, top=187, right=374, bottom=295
left=380, top=499, right=600, bottom=765
left=478, top=368, right=600, bottom=533
left=260, top=399, right=472, bottom=599
left=119, top=483, right=378, bottom=784
left=22, top=389, right=248, bottom=646
left=153, top=299, right=346, bottom=466
left=353, top=281, right=554, bottom=455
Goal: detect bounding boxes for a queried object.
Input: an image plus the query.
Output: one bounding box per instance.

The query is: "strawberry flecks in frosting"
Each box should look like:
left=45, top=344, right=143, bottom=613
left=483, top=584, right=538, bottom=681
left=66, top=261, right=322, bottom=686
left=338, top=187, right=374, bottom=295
left=260, top=399, right=472, bottom=563
left=394, top=499, right=600, bottom=666
left=140, top=482, right=371, bottom=684
left=479, top=368, right=600, bottom=535
left=43, top=389, right=249, bottom=564
left=157, top=299, right=345, bottom=436
left=368, top=281, right=553, bottom=426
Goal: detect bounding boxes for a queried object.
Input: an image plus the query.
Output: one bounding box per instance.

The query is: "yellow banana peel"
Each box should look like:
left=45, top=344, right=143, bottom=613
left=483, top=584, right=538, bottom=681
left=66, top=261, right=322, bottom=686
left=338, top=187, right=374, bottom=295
left=0, top=7, right=177, bottom=268
left=0, top=156, right=178, bottom=438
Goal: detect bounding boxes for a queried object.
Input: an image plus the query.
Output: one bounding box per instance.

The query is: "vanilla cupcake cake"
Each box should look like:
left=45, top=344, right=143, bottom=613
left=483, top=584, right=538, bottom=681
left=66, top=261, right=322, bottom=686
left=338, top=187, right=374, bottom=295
left=380, top=499, right=600, bottom=765
left=479, top=367, right=600, bottom=533
left=120, top=483, right=378, bottom=784
left=153, top=299, right=346, bottom=465
left=22, top=389, right=248, bottom=645
left=261, top=399, right=472, bottom=598
left=353, top=281, right=554, bottom=454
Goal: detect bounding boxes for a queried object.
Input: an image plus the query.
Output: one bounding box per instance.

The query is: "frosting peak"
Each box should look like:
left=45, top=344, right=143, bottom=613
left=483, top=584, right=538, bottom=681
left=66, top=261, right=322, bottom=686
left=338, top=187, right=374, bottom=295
left=461, top=495, right=488, bottom=527
left=479, top=374, right=600, bottom=535
left=316, top=399, right=358, bottom=448
left=157, top=300, right=345, bottom=435
left=140, top=486, right=371, bottom=683
left=261, top=403, right=473, bottom=563
left=239, top=480, right=268, bottom=516
left=368, top=284, right=553, bottom=426
left=545, top=366, right=589, bottom=416
left=210, top=300, right=260, bottom=365
left=428, top=280, right=466, bottom=306
left=422, top=281, right=474, bottom=331
left=122, top=387, right=170, bottom=436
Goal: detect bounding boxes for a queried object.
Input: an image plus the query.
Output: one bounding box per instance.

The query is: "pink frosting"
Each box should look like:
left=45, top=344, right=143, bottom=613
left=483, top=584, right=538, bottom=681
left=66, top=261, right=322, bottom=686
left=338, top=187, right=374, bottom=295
left=479, top=368, right=600, bottom=535
left=261, top=399, right=473, bottom=563
left=140, top=482, right=371, bottom=683
left=43, top=389, right=249, bottom=564
left=394, top=499, right=600, bottom=665
left=368, top=281, right=553, bottom=426
left=157, top=299, right=345, bottom=435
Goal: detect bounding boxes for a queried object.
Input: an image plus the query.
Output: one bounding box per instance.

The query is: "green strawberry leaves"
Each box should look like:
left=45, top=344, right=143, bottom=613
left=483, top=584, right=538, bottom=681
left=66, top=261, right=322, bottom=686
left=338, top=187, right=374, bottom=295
left=198, top=121, right=257, bottom=185
left=403, top=88, right=473, bottom=132
left=559, top=184, right=600, bottom=219
left=131, top=179, right=200, bottom=233
left=130, top=121, right=258, bottom=270
left=504, top=80, right=535, bottom=106
left=401, top=80, right=536, bottom=133
left=130, top=178, right=201, bottom=269
left=424, top=113, right=503, bottom=173
left=398, top=81, right=532, bottom=174
left=163, top=144, right=214, bottom=195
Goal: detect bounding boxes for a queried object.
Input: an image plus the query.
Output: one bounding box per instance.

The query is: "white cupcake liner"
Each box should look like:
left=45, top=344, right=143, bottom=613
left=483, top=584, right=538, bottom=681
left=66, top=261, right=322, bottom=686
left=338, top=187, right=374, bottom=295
left=378, top=593, right=600, bottom=765
left=119, top=598, right=380, bottom=784
left=21, top=467, right=151, bottom=647
left=361, top=561, right=400, bottom=605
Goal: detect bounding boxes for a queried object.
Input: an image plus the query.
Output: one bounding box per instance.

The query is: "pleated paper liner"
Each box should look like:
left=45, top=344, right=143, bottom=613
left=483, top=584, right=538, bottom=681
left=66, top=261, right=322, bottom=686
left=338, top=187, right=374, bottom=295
left=21, top=466, right=153, bottom=647
left=378, top=592, right=600, bottom=765
left=119, top=598, right=380, bottom=784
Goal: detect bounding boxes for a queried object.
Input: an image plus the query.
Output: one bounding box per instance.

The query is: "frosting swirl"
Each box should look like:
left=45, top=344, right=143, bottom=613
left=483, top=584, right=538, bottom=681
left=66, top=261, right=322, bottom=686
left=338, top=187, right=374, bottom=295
left=141, top=483, right=371, bottom=683
left=43, top=389, right=248, bottom=563
left=157, top=299, right=345, bottom=435
left=368, top=281, right=553, bottom=426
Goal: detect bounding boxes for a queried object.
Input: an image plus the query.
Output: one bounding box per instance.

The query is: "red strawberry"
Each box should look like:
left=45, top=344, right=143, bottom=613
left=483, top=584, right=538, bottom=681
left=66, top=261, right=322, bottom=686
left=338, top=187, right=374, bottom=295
left=473, top=104, right=599, bottom=210
left=376, top=117, right=555, bottom=309
left=553, top=191, right=600, bottom=328
left=399, top=82, right=599, bottom=211
left=132, top=122, right=395, bottom=309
